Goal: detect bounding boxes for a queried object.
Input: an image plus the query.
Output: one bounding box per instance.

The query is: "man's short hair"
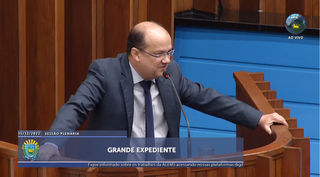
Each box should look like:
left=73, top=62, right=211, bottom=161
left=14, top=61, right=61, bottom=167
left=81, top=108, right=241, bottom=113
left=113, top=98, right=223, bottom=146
left=127, top=27, right=146, bottom=56
left=127, top=21, right=164, bottom=56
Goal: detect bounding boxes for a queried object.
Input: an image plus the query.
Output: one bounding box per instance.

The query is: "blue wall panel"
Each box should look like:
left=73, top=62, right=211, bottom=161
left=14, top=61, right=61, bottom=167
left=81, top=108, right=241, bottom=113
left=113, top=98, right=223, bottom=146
left=180, top=106, right=236, bottom=131
left=174, top=26, right=319, bottom=175
left=176, top=27, right=319, bottom=70
left=180, top=127, right=236, bottom=138
left=283, top=102, right=319, bottom=139
left=179, top=58, right=319, bottom=104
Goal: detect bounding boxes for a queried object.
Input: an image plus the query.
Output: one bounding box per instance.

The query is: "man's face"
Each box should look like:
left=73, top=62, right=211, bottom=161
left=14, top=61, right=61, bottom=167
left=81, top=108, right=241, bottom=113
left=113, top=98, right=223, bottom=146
left=137, top=29, right=172, bottom=80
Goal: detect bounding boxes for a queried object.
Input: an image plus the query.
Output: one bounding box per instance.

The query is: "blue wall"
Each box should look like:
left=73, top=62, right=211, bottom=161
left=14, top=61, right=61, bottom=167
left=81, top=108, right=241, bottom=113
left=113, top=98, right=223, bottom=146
left=174, top=26, right=320, bottom=176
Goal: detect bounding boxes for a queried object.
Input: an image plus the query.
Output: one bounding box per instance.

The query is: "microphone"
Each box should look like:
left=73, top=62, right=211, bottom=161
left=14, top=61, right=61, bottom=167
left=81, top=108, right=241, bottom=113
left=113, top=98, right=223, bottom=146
left=163, top=71, right=192, bottom=158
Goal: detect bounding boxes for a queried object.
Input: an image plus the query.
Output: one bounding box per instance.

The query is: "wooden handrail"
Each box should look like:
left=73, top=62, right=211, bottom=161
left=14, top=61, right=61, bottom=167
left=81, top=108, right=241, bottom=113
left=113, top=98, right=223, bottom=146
left=233, top=71, right=293, bottom=155
left=0, top=141, right=19, bottom=177
left=244, top=125, right=292, bottom=155
left=0, top=140, right=18, bottom=157
left=233, top=71, right=309, bottom=177
left=233, top=71, right=275, bottom=114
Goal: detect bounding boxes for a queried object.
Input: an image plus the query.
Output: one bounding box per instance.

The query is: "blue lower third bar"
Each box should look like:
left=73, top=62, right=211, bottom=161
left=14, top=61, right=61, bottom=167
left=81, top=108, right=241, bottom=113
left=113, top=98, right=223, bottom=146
left=18, top=161, right=244, bottom=168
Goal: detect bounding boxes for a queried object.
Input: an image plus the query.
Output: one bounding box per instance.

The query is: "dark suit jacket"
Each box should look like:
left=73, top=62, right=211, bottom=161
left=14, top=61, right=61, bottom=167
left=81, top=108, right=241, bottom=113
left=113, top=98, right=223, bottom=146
left=50, top=53, right=262, bottom=137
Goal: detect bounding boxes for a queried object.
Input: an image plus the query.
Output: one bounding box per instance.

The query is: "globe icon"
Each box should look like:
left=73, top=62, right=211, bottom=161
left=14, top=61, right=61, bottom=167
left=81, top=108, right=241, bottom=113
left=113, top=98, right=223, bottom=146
left=285, top=14, right=306, bottom=35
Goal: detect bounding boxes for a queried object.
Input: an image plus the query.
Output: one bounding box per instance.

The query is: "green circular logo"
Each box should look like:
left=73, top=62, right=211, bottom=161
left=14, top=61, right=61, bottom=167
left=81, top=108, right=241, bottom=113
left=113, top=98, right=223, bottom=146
left=285, top=14, right=306, bottom=35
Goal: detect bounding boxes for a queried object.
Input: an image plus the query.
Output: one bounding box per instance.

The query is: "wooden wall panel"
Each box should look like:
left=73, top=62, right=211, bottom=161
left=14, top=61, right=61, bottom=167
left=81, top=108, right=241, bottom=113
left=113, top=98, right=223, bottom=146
left=293, top=138, right=310, bottom=177
left=264, top=0, right=275, bottom=13
left=304, top=3, right=313, bottom=28
left=55, top=0, right=66, bottom=113
left=37, top=168, right=60, bottom=177
left=20, top=0, right=27, bottom=136
left=0, top=0, right=65, bottom=143
left=194, top=171, right=206, bottom=177
left=0, top=0, right=20, bottom=144
left=19, top=0, right=27, bottom=133
left=132, top=0, right=140, bottom=25
left=240, top=0, right=259, bottom=11
left=260, top=11, right=277, bottom=24
left=193, top=0, right=216, bottom=14
left=96, top=0, right=105, bottom=59
left=275, top=0, right=285, bottom=14
left=207, top=170, right=218, bottom=176
left=259, top=0, right=265, bottom=13
left=147, top=0, right=174, bottom=43
left=228, top=0, right=239, bottom=10
left=224, top=7, right=239, bottom=22
left=185, top=0, right=193, bottom=11
left=160, top=0, right=319, bottom=18
left=217, top=168, right=235, bottom=176
left=312, top=0, right=319, bottom=16
left=282, top=147, right=302, bottom=177
left=137, top=0, right=148, bottom=23
left=65, top=0, right=93, bottom=101
left=1, top=158, right=9, bottom=177
left=236, top=167, right=246, bottom=176
left=26, top=0, right=56, bottom=130
left=275, top=14, right=286, bottom=26
left=286, top=0, right=304, bottom=16
left=264, top=0, right=314, bottom=27
left=264, top=0, right=320, bottom=17
left=256, top=155, right=274, bottom=177
left=246, top=166, right=255, bottom=177
left=275, top=158, right=282, bottom=177
left=174, top=0, right=183, bottom=12
left=64, top=0, right=94, bottom=130
left=263, top=13, right=275, bottom=27
left=104, top=0, right=132, bottom=57
left=312, top=0, right=319, bottom=28
left=92, top=0, right=97, bottom=62
left=304, top=0, right=313, bottom=16
left=239, top=0, right=259, bottom=24
left=174, top=0, right=193, bottom=12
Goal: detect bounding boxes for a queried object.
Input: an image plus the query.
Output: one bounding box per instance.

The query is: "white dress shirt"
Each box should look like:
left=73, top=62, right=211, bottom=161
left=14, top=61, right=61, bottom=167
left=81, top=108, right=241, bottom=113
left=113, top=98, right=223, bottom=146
left=129, top=63, right=168, bottom=138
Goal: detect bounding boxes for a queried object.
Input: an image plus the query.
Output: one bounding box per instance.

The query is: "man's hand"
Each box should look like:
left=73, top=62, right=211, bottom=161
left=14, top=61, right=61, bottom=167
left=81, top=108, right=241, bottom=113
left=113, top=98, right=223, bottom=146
left=258, top=112, right=289, bottom=135
left=38, top=143, right=60, bottom=161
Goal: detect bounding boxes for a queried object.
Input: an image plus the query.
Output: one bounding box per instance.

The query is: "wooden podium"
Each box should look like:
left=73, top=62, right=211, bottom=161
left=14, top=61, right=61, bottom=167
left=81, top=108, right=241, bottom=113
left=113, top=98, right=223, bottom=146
left=0, top=71, right=309, bottom=177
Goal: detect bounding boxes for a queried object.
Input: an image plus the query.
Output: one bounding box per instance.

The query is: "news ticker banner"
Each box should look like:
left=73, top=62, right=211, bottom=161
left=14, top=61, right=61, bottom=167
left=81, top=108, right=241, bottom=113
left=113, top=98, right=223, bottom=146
left=18, top=131, right=244, bottom=168
left=19, top=161, right=244, bottom=168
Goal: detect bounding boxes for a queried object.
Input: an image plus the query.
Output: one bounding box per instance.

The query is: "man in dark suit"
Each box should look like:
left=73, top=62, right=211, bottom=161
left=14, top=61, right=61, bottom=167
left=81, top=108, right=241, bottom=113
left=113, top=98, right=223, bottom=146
left=38, top=21, right=288, bottom=161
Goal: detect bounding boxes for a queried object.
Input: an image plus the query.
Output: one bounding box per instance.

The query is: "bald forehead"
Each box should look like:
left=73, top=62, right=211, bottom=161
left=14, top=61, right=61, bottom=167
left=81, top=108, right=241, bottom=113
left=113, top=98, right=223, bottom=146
left=137, top=22, right=170, bottom=47
left=134, top=22, right=168, bottom=37
left=134, top=22, right=164, bottom=32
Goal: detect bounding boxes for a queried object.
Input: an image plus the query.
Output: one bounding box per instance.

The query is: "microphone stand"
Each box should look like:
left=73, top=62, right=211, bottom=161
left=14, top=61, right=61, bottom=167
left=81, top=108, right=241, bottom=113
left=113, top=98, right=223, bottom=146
left=166, top=76, right=192, bottom=159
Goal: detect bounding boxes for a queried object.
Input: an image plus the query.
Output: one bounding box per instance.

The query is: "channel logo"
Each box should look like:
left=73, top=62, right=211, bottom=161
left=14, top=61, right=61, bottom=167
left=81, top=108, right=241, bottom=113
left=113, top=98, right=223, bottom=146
left=285, top=14, right=306, bottom=35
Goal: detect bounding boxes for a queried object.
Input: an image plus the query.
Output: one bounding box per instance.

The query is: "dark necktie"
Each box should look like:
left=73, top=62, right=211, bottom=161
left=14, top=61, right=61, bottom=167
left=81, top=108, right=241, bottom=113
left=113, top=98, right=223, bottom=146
left=139, top=81, right=155, bottom=138
left=139, top=81, right=156, bottom=161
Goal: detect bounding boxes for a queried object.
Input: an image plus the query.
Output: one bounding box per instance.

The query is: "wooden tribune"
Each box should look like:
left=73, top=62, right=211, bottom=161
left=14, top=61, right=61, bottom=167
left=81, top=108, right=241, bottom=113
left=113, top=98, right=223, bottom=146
left=0, top=71, right=310, bottom=177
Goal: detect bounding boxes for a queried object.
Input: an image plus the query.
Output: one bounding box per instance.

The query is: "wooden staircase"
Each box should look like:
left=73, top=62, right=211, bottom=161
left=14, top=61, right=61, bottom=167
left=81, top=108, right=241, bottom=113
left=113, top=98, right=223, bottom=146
left=235, top=71, right=310, bottom=177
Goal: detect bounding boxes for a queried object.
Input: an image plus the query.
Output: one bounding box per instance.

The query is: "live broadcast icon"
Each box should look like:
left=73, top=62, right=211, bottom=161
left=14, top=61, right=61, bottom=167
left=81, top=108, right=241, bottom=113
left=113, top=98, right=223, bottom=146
left=285, top=14, right=306, bottom=35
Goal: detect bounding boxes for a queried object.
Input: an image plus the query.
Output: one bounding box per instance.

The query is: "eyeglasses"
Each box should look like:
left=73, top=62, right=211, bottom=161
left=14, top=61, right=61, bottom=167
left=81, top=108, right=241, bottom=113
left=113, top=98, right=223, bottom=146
left=136, top=47, right=175, bottom=59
